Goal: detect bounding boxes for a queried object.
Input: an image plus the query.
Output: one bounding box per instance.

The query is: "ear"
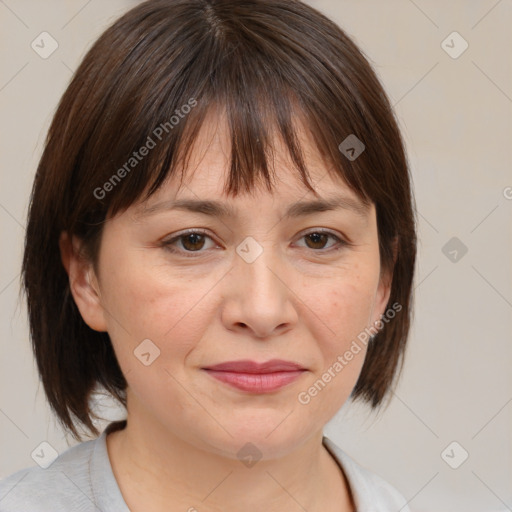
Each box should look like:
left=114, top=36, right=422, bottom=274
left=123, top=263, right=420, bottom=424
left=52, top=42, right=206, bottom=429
left=370, top=236, right=398, bottom=328
left=59, top=231, right=108, bottom=332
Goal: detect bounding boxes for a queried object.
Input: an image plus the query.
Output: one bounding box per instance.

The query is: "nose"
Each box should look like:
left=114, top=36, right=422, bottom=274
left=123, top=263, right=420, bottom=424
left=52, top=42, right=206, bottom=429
left=220, top=241, right=298, bottom=339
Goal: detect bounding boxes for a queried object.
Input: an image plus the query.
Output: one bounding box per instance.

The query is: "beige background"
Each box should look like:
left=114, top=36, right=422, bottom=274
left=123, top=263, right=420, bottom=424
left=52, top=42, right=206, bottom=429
left=1, top=1, right=511, bottom=510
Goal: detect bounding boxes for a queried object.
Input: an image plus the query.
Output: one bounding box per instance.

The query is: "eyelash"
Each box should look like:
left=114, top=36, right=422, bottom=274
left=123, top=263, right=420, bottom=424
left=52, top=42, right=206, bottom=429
left=160, top=228, right=350, bottom=258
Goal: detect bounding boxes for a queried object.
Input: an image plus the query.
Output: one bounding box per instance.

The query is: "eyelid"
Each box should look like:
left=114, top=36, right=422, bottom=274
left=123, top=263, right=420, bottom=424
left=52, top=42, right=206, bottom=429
left=294, top=228, right=351, bottom=250
left=160, top=228, right=216, bottom=245
left=160, top=227, right=350, bottom=257
left=160, top=228, right=219, bottom=257
left=295, top=227, right=349, bottom=243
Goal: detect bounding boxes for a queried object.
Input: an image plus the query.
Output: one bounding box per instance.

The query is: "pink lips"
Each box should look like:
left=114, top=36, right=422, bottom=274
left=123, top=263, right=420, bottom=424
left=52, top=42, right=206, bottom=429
left=202, top=359, right=306, bottom=393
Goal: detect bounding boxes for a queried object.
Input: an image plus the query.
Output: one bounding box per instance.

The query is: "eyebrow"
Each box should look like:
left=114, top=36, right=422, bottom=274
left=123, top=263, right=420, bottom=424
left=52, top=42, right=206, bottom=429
left=134, top=194, right=371, bottom=221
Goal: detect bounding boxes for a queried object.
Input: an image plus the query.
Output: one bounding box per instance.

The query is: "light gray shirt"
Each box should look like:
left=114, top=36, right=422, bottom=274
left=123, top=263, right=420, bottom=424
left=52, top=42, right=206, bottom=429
left=0, top=423, right=410, bottom=511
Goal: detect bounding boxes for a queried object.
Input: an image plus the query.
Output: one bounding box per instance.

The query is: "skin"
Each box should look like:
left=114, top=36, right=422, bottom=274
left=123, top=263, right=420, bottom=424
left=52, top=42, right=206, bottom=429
left=60, top=110, right=393, bottom=512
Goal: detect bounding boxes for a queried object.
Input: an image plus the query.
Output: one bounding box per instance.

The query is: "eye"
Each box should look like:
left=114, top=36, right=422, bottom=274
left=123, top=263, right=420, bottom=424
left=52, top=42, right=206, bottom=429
left=295, top=230, right=348, bottom=252
left=160, top=228, right=349, bottom=258
left=161, top=229, right=217, bottom=257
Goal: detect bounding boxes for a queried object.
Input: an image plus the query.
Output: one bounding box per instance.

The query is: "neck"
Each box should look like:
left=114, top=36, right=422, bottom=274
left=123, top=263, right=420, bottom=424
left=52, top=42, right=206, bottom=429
left=106, top=410, right=354, bottom=512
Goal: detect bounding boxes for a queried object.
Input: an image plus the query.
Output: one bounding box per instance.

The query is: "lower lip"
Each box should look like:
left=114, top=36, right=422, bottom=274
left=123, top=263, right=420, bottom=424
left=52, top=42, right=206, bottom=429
left=203, top=370, right=305, bottom=393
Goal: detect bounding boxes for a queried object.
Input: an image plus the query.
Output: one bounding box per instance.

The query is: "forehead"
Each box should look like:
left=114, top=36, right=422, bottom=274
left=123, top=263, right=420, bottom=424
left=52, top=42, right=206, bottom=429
left=133, top=108, right=370, bottom=216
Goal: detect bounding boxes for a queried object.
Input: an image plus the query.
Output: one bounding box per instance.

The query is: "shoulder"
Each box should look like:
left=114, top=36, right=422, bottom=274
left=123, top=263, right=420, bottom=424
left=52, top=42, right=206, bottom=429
left=0, top=437, right=97, bottom=512
left=322, top=436, right=410, bottom=512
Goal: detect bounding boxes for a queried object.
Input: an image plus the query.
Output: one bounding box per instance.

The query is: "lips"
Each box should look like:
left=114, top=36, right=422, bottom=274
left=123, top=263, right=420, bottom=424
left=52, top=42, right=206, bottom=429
left=203, top=359, right=305, bottom=373
left=202, top=359, right=306, bottom=393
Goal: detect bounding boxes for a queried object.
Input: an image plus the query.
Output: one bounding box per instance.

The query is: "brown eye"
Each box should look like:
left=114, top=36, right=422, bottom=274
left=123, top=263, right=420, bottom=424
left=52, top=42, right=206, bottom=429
left=161, top=230, right=216, bottom=257
left=180, top=233, right=206, bottom=251
left=161, top=229, right=347, bottom=258
left=297, top=230, right=347, bottom=252
left=304, top=232, right=330, bottom=250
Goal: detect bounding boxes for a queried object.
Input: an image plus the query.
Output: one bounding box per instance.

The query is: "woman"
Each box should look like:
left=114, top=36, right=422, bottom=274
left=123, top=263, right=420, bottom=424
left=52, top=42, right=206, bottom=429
left=0, top=0, right=416, bottom=510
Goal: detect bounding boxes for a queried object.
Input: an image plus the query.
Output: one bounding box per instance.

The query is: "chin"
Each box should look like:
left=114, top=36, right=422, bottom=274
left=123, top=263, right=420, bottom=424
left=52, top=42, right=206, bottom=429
left=192, top=415, right=317, bottom=462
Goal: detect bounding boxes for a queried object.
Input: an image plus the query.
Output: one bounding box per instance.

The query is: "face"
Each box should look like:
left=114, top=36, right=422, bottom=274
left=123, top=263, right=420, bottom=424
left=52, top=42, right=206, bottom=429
left=64, top=111, right=392, bottom=460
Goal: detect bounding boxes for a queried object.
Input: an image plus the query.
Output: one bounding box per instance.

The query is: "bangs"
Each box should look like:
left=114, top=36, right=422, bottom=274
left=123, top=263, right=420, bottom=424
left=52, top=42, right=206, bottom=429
left=79, top=4, right=377, bottom=227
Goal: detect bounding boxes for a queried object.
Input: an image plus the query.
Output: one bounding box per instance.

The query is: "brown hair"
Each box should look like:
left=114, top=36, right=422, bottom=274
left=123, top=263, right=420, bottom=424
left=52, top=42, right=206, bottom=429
left=22, top=0, right=417, bottom=439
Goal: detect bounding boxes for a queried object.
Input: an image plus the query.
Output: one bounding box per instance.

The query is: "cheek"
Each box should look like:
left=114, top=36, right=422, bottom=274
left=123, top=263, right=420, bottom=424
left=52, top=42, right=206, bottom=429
left=298, top=263, right=378, bottom=406
left=328, top=284, right=374, bottom=338
left=99, top=265, right=215, bottom=419
left=294, top=309, right=371, bottom=423
left=310, top=263, right=379, bottom=348
left=98, top=254, right=218, bottom=371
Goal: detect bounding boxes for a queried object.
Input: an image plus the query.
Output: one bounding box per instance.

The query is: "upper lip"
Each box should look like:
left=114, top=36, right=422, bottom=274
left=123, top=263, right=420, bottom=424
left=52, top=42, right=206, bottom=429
left=203, top=359, right=305, bottom=373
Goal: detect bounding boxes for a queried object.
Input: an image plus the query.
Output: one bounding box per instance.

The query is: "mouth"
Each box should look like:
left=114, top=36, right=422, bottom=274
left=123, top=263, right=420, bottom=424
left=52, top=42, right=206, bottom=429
left=201, top=359, right=307, bottom=393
